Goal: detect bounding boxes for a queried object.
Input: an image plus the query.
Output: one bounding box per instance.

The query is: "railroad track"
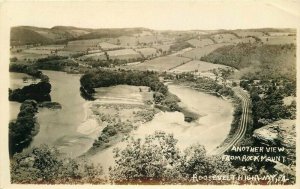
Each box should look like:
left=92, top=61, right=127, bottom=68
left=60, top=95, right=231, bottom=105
left=208, top=87, right=250, bottom=156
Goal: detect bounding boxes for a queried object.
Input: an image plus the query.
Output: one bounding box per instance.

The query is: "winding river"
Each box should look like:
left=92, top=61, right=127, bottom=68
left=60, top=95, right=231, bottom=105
left=10, top=70, right=233, bottom=162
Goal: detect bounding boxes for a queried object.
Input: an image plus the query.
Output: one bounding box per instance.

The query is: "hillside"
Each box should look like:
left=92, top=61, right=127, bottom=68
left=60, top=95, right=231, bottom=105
left=10, top=26, right=152, bottom=46
left=201, top=43, right=296, bottom=81
left=11, top=27, right=54, bottom=46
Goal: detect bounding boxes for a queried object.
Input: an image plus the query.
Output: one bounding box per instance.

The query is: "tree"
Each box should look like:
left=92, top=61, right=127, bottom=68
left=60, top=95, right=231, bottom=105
left=109, top=131, right=181, bottom=183
left=10, top=145, right=103, bottom=184
left=153, top=92, right=165, bottom=104
left=179, top=144, right=235, bottom=179
left=9, top=100, right=39, bottom=155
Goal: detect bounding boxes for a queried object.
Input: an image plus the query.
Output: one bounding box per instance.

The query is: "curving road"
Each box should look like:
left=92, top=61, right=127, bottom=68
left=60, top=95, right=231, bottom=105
left=208, top=87, right=250, bottom=156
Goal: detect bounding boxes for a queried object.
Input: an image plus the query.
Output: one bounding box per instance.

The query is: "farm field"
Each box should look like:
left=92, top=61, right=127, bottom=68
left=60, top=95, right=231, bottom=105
left=137, top=35, right=157, bottom=44
left=34, top=45, right=65, bottom=50
left=107, top=49, right=142, bottom=60
left=169, top=47, right=194, bottom=56
left=127, top=56, right=191, bottom=71
left=268, top=32, right=295, bottom=36
left=133, top=30, right=153, bottom=36
left=21, top=45, right=66, bottom=55
left=23, top=49, right=52, bottom=55
left=181, top=43, right=231, bottom=60
left=79, top=52, right=106, bottom=60
left=94, top=85, right=153, bottom=104
left=87, top=49, right=102, bottom=54
left=233, top=31, right=266, bottom=37
left=64, top=39, right=104, bottom=52
left=107, top=36, right=137, bottom=47
left=211, top=33, right=238, bottom=43
left=260, top=36, right=296, bottom=45
left=98, top=42, right=121, bottom=50
left=10, top=52, right=48, bottom=61
left=231, top=37, right=256, bottom=44
left=136, top=48, right=158, bottom=58
left=187, top=38, right=214, bottom=48
left=152, top=44, right=171, bottom=52
left=56, top=50, right=81, bottom=57
left=170, top=60, right=231, bottom=73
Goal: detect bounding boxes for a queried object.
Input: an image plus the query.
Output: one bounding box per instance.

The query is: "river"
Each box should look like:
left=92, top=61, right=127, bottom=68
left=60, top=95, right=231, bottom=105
left=10, top=70, right=233, bottom=163
left=10, top=71, right=100, bottom=157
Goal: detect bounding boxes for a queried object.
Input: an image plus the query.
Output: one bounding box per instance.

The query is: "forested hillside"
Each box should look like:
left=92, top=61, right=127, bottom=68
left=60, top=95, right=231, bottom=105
left=201, top=43, right=296, bottom=81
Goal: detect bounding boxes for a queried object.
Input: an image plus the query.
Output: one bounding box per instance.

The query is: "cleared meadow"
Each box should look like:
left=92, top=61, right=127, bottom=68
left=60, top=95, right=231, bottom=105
left=64, top=39, right=104, bottom=52
left=136, top=48, right=158, bottom=58
left=107, top=49, right=142, bottom=60
left=211, top=33, right=238, bottom=43
left=182, top=43, right=232, bottom=60
left=187, top=38, right=214, bottom=48
left=127, top=56, right=191, bottom=71
left=79, top=52, right=106, bottom=60
left=170, top=60, right=230, bottom=73
left=10, top=52, right=48, bottom=60
left=233, top=31, right=265, bottom=37
left=260, top=36, right=296, bottom=45
left=98, top=42, right=121, bottom=50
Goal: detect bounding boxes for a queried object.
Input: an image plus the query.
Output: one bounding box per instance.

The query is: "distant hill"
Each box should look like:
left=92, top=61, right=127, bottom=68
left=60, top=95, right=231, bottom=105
left=11, top=27, right=54, bottom=46
left=11, top=26, right=295, bottom=46
left=10, top=26, right=152, bottom=46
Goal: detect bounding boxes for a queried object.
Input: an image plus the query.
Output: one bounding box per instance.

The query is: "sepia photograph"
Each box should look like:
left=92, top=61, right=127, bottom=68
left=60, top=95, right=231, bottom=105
left=0, top=0, right=299, bottom=188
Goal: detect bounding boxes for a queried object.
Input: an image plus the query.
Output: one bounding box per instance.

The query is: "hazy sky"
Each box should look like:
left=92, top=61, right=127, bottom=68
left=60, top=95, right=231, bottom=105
left=1, top=0, right=300, bottom=30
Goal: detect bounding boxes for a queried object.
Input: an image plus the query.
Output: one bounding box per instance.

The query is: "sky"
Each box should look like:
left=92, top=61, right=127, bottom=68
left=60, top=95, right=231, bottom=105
left=1, top=0, right=300, bottom=30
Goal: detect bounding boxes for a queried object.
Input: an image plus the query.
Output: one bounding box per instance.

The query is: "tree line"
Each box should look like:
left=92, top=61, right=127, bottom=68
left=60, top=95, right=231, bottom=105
left=9, top=100, right=39, bottom=156
left=80, top=69, right=182, bottom=112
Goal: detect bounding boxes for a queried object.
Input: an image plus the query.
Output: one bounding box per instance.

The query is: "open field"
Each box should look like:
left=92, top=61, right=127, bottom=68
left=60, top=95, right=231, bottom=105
left=211, top=33, right=238, bottom=43
left=269, top=32, right=295, bottom=36
left=87, top=49, right=102, bottom=54
left=233, top=31, right=266, bottom=37
left=22, top=49, right=52, bottom=55
left=64, top=39, right=104, bottom=52
left=169, top=47, right=194, bottom=56
left=56, top=51, right=81, bottom=57
left=79, top=49, right=142, bottom=61
left=22, top=45, right=65, bottom=55
left=136, top=47, right=158, bottom=58
left=35, top=45, right=65, bottom=50
left=137, top=35, right=157, bottom=44
left=133, top=30, right=153, bottom=36
left=127, top=56, right=191, bottom=71
left=231, top=37, right=256, bottom=44
left=94, top=85, right=153, bottom=104
left=261, top=36, right=296, bottom=45
left=98, top=42, right=121, bottom=50
left=107, top=49, right=142, bottom=60
left=170, top=60, right=231, bottom=73
left=181, top=43, right=231, bottom=60
left=79, top=52, right=106, bottom=60
left=10, top=52, right=48, bottom=61
left=152, top=44, right=171, bottom=52
left=10, top=72, right=40, bottom=89
left=187, top=38, right=214, bottom=48
left=107, top=36, right=137, bottom=47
